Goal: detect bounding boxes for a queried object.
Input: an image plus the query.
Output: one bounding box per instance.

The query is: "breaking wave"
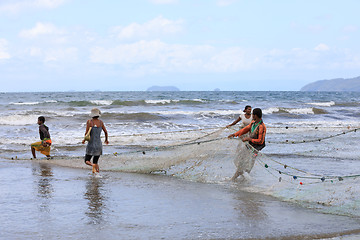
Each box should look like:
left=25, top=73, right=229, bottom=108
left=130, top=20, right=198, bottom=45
left=263, top=107, right=327, bottom=115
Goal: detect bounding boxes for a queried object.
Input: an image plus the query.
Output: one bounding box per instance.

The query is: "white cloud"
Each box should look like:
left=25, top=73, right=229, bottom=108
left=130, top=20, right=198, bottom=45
left=19, top=22, right=66, bottom=39
left=27, top=46, right=78, bottom=62
left=0, top=0, right=67, bottom=14
left=314, top=43, right=330, bottom=51
left=148, top=0, right=177, bottom=4
left=90, top=40, right=255, bottom=75
left=90, top=40, right=360, bottom=75
left=44, top=47, right=78, bottom=62
left=0, top=39, right=11, bottom=60
left=111, top=16, right=183, bottom=40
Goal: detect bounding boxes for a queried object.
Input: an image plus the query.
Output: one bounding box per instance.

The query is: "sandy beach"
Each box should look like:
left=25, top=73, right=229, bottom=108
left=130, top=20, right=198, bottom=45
left=1, top=159, right=360, bottom=240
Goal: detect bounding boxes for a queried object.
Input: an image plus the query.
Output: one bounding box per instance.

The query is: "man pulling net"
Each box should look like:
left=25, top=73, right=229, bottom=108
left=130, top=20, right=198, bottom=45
left=228, top=108, right=266, bottom=180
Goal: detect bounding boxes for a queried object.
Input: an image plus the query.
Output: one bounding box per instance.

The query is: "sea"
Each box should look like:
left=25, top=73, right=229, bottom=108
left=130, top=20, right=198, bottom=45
left=1, top=91, right=360, bottom=239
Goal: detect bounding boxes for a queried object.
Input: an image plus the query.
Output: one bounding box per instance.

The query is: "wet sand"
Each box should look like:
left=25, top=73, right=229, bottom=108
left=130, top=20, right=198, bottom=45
left=1, top=159, right=360, bottom=240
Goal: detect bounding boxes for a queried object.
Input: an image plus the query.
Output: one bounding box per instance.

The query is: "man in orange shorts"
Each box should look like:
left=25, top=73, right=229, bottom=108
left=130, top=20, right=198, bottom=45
left=31, top=116, right=52, bottom=158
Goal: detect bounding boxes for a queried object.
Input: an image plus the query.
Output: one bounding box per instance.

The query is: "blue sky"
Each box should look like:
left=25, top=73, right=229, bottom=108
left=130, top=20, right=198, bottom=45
left=0, top=0, right=359, bottom=91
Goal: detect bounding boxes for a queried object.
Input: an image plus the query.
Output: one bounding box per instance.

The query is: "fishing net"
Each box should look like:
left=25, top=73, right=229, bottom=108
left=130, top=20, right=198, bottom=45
left=238, top=126, right=360, bottom=217
left=37, top=125, right=360, bottom=216
left=50, top=127, right=257, bottom=182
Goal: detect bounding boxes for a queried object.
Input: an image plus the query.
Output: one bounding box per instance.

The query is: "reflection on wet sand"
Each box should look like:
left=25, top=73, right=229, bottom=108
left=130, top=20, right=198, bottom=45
left=32, top=163, right=54, bottom=212
left=234, top=192, right=265, bottom=221
left=84, top=176, right=106, bottom=225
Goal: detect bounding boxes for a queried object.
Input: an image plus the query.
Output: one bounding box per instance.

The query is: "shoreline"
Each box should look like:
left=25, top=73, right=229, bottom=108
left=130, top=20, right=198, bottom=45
left=2, top=158, right=360, bottom=239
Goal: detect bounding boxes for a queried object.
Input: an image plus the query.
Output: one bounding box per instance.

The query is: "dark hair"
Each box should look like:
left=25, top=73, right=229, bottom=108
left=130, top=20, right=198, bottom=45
left=252, top=108, right=262, bottom=118
left=38, top=116, right=45, bottom=123
left=243, top=105, right=252, bottom=112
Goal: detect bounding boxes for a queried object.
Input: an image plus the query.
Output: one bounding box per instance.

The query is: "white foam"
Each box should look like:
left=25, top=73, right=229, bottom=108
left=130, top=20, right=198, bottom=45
left=10, top=102, right=40, bottom=105
left=144, top=99, right=177, bottom=104
left=144, top=99, right=205, bottom=104
left=307, top=101, right=335, bottom=107
left=0, top=115, right=39, bottom=125
left=104, top=109, right=239, bottom=116
left=9, top=100, right=58, bottom=105
left=192, top=99, right=205, bottom=102
left=263, top=107, right=315, bottom=115
left=263, top=107, right=280, bottom=114
left=288, top=107, right=315, bottom=115
left=89, top=100, right=113, bottom=105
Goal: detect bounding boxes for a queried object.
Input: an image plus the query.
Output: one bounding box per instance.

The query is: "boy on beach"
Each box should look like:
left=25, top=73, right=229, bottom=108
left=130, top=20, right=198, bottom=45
left=31, top=116, right=52, bottom=159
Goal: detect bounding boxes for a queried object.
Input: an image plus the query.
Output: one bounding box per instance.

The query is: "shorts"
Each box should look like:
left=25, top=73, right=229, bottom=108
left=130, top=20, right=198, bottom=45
left=249, top=142, right=265, bottom=151
left=31, top=140, right=52, bottom=156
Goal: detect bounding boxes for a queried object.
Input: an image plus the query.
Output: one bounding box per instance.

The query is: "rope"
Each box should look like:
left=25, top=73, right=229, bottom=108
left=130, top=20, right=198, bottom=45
left=180, top=127, right=226, bottom=144
left=244, top=142, right=360, bottom=183
left=113, top=135, right=227, bottom=157
left=267, top=127, right=359, bottom=144
left=109, top=126, right=221, bottom=138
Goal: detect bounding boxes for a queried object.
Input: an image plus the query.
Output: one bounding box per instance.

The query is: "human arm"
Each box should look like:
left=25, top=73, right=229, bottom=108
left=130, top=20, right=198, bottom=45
left=228, top=123, right=251, bottom=138
left=247, top=124, right=266, bottom=144
left=39, top=124, right=50, bottom=139
left=39, top=124, right=51, bottom=146
left=226, top=116, right=241, bottom=128
left=82, top=120, right=91, bottom=144
left=102, top=121, right=109, bottom=144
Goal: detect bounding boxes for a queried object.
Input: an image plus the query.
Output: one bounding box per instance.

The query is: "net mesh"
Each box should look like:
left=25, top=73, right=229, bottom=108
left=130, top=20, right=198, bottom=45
left=51, top=127, right=256, bottom=182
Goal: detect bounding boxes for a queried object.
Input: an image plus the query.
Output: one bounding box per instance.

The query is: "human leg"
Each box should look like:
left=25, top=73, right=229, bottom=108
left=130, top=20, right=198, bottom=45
left=93, top=156, right=100, bottom=172
left=84, top=154, right=96, bottom=173
left=231, top=170, right=243, bottom=181
left=31, top=141, right=43, bottom=159
left=84, top=154, right=93, bottom=166
left=31, top=146, right=36, bottom=158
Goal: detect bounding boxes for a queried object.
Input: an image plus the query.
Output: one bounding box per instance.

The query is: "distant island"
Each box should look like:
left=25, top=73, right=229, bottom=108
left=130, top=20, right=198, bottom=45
left=147, top=86, right=180, bottom=91
left=301, top=76, right=360, bottom=91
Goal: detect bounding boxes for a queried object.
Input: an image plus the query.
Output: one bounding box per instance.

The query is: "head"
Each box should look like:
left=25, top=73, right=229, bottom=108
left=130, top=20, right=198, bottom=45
left=252, top=108, right=262, bottom=121
left=90, top=108, right=101, bottom=119
left=243, top=105, right=252, bottom=114
left=38, top=116, right=45, bottom=125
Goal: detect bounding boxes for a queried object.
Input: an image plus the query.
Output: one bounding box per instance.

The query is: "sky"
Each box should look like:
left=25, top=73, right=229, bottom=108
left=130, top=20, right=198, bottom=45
left=0, top=0, right=359, bottom=92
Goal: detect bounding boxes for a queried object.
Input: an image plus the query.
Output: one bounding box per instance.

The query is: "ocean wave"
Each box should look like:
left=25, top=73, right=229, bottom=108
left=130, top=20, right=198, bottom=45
left=334, top=102, right=360, bottom=107
left=64, top=99, right=208, bottom=107
left=144, top=99, right=206, bottom=105
left=68, top=100, right=94, bottom=106
left=263, top=107, right=281, bottom=114
left=0, top=114, right=39, bottom=125
left=145, top=99, right=178, bottom=104
left=307, top=101, right=335, bottom=107
left=10, top=100, right=58, bottom=105
left=103, top=112, right=166, bottom=121
left=90, top=100, right=113, bottom=105
left=10, top=101, right=41, bottom=105
left=219, top=100, right=239, bottom=104
left=263, top=107, right=327, bottom=115
left=111, top=100, right=146, bottom=106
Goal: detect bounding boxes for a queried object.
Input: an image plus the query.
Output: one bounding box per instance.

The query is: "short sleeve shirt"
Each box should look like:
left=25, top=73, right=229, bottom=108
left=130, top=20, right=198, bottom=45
left=240, top=112, right=252, bottom=128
